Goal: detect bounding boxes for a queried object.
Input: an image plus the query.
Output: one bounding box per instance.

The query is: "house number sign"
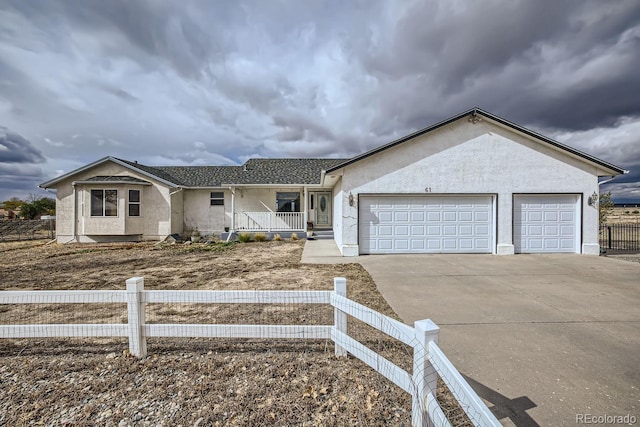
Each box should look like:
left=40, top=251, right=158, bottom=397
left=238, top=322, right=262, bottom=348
left=424, top=187, right=432, bottom=193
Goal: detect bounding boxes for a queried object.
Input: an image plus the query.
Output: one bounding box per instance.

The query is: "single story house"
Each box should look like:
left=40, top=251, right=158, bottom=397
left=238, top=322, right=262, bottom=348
left=40, top=108, right=626, bottom=256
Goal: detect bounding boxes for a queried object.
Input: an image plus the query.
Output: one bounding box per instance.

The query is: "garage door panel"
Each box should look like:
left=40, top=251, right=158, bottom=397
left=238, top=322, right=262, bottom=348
left=411, top=225, right=425, bottom=235
left=411, top=211, right=425, bottom=221
left=411, top=240, right=425, bottom=250
left=560, top=212, right=574, bottom=222
left=395, top=225, right=409, bottom=236
left=459, top=211, right=473, bottom=221
left=378, top=211, right=393, bottom=222
left=360, top=196, right=493, bottom=254
left=514, top=195, right=578, bottom=254
left=427, top=212, right=441, bottom=221
left=459, top=225, right=473, bottom=235
left=394, top=211, right=409, bottom=222
left=379, top=226, right=393, bottom=236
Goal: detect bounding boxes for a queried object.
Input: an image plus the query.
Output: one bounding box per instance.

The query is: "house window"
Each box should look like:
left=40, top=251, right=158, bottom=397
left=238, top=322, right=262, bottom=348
left=91, top=189, right=118, bottom=217
left=128, top=190, right=140, bottom=217
left=276, top=192, right=300, bottom=212
left=310, top=194, right=314, bottom=209
left=210, top=192, right=224, bottom=206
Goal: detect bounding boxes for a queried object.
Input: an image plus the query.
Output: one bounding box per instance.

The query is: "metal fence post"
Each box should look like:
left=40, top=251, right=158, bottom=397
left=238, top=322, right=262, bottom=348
left=413, top=319, right=440, bottom=427
left=126, top=277, right=147, bottom=358
left=333, top=277, right=347, bottom=357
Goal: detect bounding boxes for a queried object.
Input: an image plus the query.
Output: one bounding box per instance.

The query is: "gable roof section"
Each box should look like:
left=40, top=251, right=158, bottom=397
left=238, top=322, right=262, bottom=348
left=39, top=156, right=182, bottom=189
left=40, top=156, right=348, bottom=189
left=325, top=108, right=627, bottom=176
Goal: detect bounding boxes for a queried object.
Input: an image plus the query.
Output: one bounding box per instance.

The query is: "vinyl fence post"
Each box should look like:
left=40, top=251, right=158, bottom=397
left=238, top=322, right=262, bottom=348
left=333, top=277, right=348, bottom=357
left=126, top=277, right=147, bottom=358
left=413, top=319, right=440, bottom=427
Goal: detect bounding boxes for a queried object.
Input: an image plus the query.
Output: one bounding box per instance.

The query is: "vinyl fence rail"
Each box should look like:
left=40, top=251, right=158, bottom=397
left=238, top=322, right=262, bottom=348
left=0, top=277, right=499, bottom=427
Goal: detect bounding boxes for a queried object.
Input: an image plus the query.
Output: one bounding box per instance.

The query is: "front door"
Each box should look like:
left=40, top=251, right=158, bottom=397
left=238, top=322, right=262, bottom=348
left=315, top=192, right=332, bottom=227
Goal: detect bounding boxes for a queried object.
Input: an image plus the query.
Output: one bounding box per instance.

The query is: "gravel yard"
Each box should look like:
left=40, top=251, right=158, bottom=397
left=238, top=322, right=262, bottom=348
left=0, top=240, right=468, bottom=426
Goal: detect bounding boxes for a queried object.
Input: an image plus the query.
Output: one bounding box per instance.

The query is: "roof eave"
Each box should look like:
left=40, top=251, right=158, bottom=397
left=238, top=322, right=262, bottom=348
left=72, top=180, right=153, bottom=186
left=475, top=109, right=626, bottom=176
left=39, top=156, right=181, bottom=189
left=325, top=108, right=627, bottom=176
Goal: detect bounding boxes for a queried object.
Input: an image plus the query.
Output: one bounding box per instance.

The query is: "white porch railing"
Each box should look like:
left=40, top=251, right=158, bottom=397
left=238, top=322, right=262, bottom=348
left=234, top=211, right=305, bottom=231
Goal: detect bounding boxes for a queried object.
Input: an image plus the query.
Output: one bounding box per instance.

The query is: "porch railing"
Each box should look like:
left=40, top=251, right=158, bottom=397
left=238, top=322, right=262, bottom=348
left=234, top=211, right=305, bottom=232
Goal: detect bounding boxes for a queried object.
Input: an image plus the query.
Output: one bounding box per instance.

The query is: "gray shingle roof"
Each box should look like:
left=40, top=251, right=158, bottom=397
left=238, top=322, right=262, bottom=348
left=118, top=158, right=348, bottom=187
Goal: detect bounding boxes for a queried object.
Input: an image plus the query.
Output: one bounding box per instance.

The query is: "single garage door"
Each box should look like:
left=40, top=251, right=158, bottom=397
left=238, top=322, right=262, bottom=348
left=514, top=195, right=579, bottom=253
left=359, top=195, right=493, bottom=254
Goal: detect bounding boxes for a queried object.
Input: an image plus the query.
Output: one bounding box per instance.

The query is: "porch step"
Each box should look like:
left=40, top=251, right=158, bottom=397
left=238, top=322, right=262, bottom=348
left=312, top=230, right=334, bottom=240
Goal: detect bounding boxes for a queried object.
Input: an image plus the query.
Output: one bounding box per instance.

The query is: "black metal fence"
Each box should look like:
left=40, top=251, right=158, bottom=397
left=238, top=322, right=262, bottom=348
left=600, top=223, right=640, bottom=253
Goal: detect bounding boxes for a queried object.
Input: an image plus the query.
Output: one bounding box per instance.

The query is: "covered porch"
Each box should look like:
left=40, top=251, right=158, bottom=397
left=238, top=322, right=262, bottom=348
left=228, top=186, right=333, bottom=233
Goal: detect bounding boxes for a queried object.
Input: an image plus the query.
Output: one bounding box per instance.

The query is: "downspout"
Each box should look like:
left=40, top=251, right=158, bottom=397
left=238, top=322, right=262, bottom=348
left=597, top=176, right=617, bottom=187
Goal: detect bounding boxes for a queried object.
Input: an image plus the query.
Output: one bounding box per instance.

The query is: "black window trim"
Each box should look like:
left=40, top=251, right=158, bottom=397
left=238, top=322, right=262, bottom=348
left=90, top=189, right=118, bottom=217
left=210, top=191, right=224, bottom=206
left=128, top=189, right=141, bottom=217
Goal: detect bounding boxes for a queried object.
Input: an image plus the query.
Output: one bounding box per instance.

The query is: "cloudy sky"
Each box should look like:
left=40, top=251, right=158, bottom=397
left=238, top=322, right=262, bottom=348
left=1, top=0, right=639, bottom=202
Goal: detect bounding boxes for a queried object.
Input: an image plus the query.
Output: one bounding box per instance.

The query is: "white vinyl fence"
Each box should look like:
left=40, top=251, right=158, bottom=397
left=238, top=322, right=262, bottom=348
left=0, top=277, right=499, bottom=427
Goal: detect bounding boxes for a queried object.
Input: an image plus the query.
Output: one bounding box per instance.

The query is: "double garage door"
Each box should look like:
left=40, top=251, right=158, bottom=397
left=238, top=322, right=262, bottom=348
left=359, top=196, right=493, bottom=254
left=359, top=194, right=580, bottom=254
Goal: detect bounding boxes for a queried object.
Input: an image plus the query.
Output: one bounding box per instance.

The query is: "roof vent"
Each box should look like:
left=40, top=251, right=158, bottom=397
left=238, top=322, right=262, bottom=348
left=243, top=164, right=249, bottom=171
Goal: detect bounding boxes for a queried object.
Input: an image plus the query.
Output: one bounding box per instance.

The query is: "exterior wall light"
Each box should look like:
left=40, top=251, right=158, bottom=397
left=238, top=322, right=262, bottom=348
left=348, top=192, right=355, bottom=207
left=588, top=192, right=598, bottom=206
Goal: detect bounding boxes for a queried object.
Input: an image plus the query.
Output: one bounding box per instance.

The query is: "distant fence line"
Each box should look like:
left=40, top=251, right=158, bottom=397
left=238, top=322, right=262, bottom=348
left=600, top=223, right=640, bottom=254
left=0, top=277, right=499, bottom=427
left=0, top=219, right=55, bottom=241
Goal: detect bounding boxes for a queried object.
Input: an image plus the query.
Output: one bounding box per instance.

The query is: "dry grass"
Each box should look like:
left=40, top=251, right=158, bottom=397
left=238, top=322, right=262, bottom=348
left=0, top=240, right=470, bottom=426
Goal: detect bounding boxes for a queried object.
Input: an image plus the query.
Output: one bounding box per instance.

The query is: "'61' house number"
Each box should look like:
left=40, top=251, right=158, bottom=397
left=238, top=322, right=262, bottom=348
left=424, top=187, right=432, bottom=193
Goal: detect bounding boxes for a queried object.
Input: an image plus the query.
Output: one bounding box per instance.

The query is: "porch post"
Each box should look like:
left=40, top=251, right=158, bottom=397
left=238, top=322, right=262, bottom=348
left=230, top=187, right=235, bottom=232
left=303, top=186, right=308, bottom=231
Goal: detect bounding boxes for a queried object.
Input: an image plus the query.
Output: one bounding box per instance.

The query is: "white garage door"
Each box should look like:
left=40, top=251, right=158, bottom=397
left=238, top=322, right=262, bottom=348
left=359, top=195, right=493, bottom=254
left=514, top=195, right=579, bottom=253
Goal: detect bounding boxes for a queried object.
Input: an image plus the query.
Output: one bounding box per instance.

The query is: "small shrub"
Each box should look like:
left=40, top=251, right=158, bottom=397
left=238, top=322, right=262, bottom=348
left=291, top=232, right=299, bottom=241
left=625, top=211, right=630, bottom=214
left=254, top=232, right=267, bottom=242
left=238, top=233, right=252, bottom=243
left=633, top=210, right=640, bottom=214
left=273, top=234, right=282, bottom=241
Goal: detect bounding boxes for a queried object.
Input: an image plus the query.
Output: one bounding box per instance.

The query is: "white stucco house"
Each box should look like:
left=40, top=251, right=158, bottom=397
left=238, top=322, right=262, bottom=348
left=40, top=108, right=626, bottom=256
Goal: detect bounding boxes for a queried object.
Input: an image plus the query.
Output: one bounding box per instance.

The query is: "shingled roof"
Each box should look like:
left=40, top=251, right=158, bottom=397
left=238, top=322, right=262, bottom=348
left=119, top=158, right=348, bottom=187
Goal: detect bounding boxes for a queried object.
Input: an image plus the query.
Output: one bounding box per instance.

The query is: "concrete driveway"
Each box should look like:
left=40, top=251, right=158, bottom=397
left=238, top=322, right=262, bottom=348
left=357, top=254, right=640, bottom=426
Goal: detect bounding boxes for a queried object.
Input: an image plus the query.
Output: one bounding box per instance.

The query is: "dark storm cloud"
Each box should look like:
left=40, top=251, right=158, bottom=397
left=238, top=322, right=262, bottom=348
left=356, top=0, right=640, bottom=131
left=0, top=0, right=639, bottom=200
left=0, top=126, right=45, bottom=163
left=0, top=164, right=48, bottom=200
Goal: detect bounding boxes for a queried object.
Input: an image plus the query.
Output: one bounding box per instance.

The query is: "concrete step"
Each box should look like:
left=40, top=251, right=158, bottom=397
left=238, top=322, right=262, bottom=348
left=311, top=230, right=334, bottom=240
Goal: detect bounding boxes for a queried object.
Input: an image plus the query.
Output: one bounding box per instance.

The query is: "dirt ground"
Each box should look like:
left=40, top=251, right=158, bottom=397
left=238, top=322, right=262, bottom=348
left=0, top=240, right=470, bottom=426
